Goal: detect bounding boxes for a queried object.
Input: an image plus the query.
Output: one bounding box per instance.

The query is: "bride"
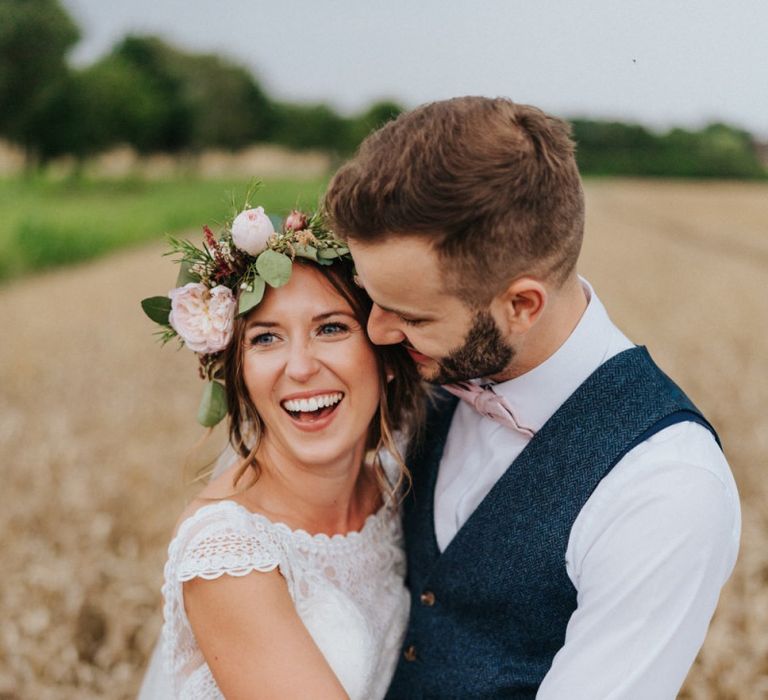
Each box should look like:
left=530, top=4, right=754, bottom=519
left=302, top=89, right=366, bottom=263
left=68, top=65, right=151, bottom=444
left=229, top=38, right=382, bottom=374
left=138, top=206, right=423, bottom=699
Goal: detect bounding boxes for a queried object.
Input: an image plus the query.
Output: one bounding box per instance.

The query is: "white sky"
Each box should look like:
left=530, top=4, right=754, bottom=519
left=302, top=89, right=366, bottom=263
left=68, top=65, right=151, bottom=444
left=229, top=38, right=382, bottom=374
left=63, top=0, right=768, bottom=138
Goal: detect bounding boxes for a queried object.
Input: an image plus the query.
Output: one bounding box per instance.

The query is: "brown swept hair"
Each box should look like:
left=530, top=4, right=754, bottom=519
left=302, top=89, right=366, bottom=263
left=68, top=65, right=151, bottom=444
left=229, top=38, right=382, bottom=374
left=323, top=96, right=585, bottom=305
left=220, top=258, right=424, bottom=501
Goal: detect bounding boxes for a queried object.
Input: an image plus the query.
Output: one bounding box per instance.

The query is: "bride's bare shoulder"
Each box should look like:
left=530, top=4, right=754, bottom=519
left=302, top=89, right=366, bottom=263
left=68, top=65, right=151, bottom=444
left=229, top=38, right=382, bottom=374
left=172, top=464, right=252, bottom=536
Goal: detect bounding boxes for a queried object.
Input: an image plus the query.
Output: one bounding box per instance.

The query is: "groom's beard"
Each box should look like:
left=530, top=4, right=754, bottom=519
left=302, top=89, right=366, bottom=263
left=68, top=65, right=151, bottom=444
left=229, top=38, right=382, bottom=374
left=428, top=310, right=515, bottom=385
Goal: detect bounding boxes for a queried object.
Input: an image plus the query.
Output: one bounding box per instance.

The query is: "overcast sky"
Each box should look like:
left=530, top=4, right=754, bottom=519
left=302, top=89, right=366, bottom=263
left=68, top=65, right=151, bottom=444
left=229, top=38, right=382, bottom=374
left=63, top=0, right=768, bottom=138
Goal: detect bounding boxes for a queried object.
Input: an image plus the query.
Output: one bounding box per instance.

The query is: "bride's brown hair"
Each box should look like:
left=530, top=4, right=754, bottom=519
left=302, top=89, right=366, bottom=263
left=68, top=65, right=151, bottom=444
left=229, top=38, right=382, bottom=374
left=221, top=258, right=424, bottom=501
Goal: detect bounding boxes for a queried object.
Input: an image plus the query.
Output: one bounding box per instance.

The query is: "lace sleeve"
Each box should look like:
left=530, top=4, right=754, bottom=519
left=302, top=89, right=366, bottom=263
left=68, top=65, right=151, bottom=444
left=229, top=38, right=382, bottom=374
left=161, top=501, right=284, bottom=698
left=171, top=501, right=282, bottom=582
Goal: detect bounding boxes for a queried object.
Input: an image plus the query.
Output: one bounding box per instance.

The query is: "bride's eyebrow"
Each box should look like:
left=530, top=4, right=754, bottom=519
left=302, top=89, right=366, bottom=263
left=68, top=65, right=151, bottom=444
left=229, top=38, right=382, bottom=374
left=245, top=311, right=353, bottom=329
left=245, top=320, right=278, bottom=329
left=312, top=311, right=355, bottom=322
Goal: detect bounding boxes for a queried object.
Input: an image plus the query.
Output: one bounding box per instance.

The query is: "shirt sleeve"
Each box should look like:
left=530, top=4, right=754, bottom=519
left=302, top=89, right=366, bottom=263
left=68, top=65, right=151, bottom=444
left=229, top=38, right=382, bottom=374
left=537, top=422, right=741, bottom=700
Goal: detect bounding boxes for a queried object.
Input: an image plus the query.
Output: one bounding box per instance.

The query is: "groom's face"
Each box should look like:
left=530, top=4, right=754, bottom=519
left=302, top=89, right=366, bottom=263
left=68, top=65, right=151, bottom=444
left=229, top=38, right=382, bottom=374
left=348, top=235, right=514, bottom=383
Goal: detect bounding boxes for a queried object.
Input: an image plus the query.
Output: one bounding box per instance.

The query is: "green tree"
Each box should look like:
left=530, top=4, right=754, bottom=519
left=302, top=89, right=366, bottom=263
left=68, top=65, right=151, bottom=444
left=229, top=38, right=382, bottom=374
left=0, top=0, right=80, bottom=158
left=690, top=123, right=763, bottom=178
left=571, top=120, right=657, bottom=175
left=271, top=102, right=352, bottom=152
left=571, top=119, right=765, bottom=178
left=105, top=36, right=277, bottom=152
left=346, top=99, right=405, bottom=150
left=28, top=54, right=171, bottom=160
left=110, top=36, right=194, bottom=151
left=166, top=53, right=275, bottom=149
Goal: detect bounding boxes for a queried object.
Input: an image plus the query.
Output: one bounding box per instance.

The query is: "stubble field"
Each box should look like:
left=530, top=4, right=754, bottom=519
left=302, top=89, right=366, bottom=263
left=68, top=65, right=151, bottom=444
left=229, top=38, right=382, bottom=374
left=0, top=179, right=766, bottom=699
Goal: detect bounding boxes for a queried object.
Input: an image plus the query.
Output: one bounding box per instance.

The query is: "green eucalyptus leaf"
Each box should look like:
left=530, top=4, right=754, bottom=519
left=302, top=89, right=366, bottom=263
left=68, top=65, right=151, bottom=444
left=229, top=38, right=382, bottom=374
left=317, top=246, right=350, bottom=260
left=175, top=259, right=198, bottom=286
left=197, top=380, right=227, bottom=427
left=238, top=276, right=266, bottom=316
left=256, top=249, right=292, bottom=287
left=317, top=248, right=339, bottom=260
left=141, top=296, right=172, bottom=325
left=294, top=244, right=318, bottom=262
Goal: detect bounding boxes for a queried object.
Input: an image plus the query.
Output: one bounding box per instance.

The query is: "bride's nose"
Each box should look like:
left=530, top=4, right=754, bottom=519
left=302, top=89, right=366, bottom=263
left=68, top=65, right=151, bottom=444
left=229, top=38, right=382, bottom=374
left=284, top=341, right=322, bottom=382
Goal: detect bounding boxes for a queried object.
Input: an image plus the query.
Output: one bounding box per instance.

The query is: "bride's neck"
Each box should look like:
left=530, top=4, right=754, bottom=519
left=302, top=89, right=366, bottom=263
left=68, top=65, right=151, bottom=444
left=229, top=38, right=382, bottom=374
left=240, top=438, right=379, bottom=536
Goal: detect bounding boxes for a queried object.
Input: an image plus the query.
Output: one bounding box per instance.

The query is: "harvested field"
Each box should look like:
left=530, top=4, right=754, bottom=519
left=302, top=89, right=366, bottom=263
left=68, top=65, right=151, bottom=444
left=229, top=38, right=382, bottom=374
left=0, top=179, right=766, bottom=699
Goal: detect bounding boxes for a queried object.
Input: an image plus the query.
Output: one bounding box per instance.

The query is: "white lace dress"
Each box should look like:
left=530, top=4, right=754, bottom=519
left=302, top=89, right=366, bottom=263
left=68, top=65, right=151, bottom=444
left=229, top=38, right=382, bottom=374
left=150, top=498, right=409, bottom=699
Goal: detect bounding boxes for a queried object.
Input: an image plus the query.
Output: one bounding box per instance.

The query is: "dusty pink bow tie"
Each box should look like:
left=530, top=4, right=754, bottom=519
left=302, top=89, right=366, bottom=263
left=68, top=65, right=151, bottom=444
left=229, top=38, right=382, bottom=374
left=442, top=382, right=535, bottom=437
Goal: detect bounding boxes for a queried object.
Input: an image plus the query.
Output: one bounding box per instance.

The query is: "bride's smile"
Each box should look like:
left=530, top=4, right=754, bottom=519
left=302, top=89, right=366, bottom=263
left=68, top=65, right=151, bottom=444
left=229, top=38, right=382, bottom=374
left=280, top=390, right=345, bottom=432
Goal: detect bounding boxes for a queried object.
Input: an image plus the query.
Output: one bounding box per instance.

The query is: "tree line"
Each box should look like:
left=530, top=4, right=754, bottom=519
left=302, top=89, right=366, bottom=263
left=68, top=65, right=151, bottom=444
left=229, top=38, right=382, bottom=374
left=570, top=120, right=765, bottom=179
left=1, top=0, right=765, bottom=178
left=0, top=0, right=403, bottom=164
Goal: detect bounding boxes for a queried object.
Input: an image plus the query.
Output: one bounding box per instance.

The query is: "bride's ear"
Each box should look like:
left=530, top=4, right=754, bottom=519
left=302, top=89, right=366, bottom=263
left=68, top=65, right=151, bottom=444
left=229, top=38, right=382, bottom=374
left=491, top=277, right=547, bottom=334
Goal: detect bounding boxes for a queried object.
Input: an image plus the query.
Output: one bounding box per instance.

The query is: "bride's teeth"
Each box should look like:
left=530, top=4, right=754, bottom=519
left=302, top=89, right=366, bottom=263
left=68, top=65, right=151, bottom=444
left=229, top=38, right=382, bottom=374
left=282, top=393, right=343, bottom=413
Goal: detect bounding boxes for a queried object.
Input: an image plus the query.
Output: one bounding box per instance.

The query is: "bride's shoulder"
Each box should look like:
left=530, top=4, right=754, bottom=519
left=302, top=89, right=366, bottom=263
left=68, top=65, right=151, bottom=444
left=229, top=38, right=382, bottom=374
left=172, top=464, right=254, bottom=536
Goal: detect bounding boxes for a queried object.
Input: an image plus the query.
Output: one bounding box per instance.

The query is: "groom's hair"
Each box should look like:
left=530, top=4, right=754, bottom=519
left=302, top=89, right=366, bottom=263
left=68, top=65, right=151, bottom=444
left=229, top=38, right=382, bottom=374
left=324, top=96, right=585, bottom=304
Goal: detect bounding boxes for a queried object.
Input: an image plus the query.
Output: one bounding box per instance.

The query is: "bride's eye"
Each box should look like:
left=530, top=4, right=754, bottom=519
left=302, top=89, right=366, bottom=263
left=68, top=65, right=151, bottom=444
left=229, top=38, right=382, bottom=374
left=249, top=332, right=277, bottom=346
left=317, top=322, right=349, bottom=337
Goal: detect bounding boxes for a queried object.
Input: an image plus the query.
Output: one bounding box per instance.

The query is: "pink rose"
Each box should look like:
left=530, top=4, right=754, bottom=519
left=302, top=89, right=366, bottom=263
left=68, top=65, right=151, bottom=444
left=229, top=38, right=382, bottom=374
left=231, top=207, right=274, bottom=255
left=168, top=283, right=235, bottom=353
left=284, top=209, right=308, bottom=232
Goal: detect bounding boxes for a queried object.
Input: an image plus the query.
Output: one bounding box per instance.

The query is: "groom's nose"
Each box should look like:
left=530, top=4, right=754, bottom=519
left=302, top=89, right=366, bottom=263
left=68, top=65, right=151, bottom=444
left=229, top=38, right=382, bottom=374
left=367, top=304, right=407, bottom=345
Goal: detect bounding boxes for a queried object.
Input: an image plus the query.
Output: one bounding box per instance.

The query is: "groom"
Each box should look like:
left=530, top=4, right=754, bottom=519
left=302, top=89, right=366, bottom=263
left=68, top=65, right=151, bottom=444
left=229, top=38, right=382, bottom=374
left=324, top=97, right=740, bottom=699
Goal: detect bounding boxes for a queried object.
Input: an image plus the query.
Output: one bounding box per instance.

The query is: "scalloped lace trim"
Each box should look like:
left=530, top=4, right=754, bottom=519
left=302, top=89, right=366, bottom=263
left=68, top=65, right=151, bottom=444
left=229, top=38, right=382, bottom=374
left=177, top=530, right=281, bottom=582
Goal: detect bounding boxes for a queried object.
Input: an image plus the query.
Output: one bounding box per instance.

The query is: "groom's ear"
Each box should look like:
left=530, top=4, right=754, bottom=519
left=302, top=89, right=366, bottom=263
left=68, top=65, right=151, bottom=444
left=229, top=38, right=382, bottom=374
left=491, top=277, right=548, bottom=335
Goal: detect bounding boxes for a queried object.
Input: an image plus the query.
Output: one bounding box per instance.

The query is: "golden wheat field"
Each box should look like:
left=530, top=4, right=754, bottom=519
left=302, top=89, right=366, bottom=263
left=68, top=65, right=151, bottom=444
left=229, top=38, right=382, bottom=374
left=0, top=179, right=766, bottom=699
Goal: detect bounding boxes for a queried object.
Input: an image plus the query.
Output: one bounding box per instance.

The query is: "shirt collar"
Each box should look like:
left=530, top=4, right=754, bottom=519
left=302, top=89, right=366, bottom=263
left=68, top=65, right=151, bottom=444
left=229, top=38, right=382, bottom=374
left=486, top=278, right=633, bottom=433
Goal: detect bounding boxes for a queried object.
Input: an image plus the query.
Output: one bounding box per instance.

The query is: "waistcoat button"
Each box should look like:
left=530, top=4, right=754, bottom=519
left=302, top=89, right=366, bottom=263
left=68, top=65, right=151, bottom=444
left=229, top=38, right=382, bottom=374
left=404, top=644, right=417, bottom=662
left=420, top=590, right=436, bottom=606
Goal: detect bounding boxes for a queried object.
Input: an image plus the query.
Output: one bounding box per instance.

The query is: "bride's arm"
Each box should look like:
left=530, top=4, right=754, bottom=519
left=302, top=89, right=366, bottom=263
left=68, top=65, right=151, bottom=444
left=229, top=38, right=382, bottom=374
left=184, top=570, right=349, bottom=700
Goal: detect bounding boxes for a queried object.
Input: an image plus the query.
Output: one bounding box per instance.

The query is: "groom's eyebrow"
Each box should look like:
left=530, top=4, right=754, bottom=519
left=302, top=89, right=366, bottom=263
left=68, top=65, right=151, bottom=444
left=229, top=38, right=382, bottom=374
left=376, top=302, right=435, bottom=321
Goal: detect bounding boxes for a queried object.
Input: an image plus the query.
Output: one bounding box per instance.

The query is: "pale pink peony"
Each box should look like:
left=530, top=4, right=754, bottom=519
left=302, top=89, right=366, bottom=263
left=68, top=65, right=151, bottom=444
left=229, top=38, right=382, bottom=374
left=231, top=207, right=274, bottom=255
left=168, top=283, right=235, bottom=353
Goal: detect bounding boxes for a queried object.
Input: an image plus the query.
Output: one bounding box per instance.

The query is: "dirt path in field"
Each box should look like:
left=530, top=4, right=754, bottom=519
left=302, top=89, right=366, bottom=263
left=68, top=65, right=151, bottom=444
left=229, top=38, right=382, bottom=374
left=1, top=179, right=766, bottom=699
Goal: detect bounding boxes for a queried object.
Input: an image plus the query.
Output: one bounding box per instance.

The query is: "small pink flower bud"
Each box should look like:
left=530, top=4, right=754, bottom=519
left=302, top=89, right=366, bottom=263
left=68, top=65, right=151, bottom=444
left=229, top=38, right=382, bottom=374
left=284, top=210, right=308, bottom=232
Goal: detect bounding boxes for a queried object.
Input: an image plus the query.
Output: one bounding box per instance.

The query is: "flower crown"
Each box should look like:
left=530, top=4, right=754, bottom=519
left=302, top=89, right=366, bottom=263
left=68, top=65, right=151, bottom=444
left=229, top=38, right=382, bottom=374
left=141, top=203, right=351, bottom=427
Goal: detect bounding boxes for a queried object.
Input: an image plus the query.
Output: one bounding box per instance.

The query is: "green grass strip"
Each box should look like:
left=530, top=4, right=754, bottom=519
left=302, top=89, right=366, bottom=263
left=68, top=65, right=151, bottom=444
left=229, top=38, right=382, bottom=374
left=0, top=175, right=329, bottom=282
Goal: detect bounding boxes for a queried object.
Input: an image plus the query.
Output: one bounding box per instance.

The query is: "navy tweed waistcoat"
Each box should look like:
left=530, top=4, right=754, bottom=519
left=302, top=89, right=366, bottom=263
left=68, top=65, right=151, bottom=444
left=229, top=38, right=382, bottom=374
left=385, top=347, right=719, bottom=700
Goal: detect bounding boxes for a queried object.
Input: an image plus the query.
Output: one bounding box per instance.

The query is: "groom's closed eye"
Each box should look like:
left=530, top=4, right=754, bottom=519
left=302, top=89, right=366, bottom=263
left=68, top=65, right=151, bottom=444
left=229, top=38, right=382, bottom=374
left=374, top=302, right=434, bottom=327
left=398, top=314, right=429, bottom=328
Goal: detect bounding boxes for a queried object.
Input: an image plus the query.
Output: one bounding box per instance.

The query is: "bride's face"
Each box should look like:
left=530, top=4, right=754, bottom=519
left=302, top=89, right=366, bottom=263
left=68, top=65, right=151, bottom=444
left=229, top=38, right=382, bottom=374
left=241, top=264, right=381, bottom=469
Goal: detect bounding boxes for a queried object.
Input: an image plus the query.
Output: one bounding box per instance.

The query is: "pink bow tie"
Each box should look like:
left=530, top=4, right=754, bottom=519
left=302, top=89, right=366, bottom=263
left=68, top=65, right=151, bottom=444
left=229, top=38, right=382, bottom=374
left=442, top=382, right=535, bottom=437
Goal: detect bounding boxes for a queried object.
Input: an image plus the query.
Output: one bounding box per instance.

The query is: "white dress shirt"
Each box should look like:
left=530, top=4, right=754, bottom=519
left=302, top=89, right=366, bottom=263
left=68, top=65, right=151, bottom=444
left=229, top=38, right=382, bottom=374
left=434, top=279, right=741, bottom=699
